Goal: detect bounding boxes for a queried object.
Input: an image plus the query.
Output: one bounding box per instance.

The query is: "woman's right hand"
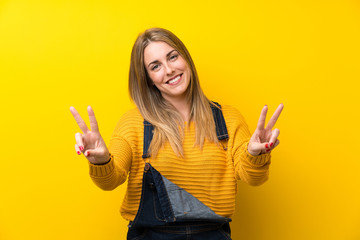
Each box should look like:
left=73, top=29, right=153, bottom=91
left=70, top=106, right=110, bottom=165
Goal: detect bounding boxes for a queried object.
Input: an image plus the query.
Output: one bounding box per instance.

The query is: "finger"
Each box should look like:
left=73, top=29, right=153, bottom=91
left=267, top=138, right=281, bottom=153
left=249, top=141, right=276, bottom=155
left=269, top=129, right=280, bottom=147
left=264, top=142, right=272, bottom=153
left=70, top=106, right=89, bottom=133
left=273, top=139, right=280, bottom=148
left=75, top=144, right=81, bottom=155
left=265, top=103, right=284, bottom=131
left=87, top=106, right=99, bottom=133
left=75, top=132, right=85, bottom=151
left=248, top=141, right=268, bottom=156
left=84, top=149, right=108, bottom=161
left=256, top=105, right=268, bottom=130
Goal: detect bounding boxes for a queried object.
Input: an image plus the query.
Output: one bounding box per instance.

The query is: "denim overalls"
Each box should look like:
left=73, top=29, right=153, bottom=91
left=127, top=103, right=232, bottom=240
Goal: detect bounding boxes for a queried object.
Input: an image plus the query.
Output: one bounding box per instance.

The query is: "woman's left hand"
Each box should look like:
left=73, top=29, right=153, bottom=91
left=247, top=103, right=284, bottom=156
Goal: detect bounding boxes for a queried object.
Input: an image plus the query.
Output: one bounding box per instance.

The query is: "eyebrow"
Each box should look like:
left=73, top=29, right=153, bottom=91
left=147, top=50, right=178, bottom=68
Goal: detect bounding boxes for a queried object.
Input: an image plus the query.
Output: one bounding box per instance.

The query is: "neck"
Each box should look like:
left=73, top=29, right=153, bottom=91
left=164, top=95, right=190, bottom=122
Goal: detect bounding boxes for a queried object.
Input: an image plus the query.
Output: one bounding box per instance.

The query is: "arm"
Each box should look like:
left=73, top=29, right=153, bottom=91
left=232, top=118, right=271, bottom=186
left=233, top=139, right=271, bottom=186
left=88, top=135, right=132, bottom=191
left=70, top=106, right=132, bottom=191
left=232, top=104, right=283, bottom=186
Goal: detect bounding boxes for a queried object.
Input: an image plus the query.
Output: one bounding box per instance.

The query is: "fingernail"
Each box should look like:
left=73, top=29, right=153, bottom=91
left=86, top=152, right=89, bottom=156
left=79, top=146, right=84, bottom=151
left=267, top=149, right=271, bottom=152
left=77, top=151, right=81, bottom=155
left=265, top=143, right=269, bottom=148
left=270, top=142, right=273, bottom=147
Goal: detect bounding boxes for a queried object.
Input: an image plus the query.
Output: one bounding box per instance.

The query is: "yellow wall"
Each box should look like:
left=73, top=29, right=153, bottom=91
left=1, top=0, right=359, bottom=239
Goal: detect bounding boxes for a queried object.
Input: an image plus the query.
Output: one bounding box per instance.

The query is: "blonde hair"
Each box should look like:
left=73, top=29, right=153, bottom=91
left=129, top=28, right=218, bottom=157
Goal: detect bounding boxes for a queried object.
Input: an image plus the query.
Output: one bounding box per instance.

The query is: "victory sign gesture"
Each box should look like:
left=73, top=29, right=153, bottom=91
left=247, top=104, right=284, bottom=156
left=70, top=106, right=110, bottom=164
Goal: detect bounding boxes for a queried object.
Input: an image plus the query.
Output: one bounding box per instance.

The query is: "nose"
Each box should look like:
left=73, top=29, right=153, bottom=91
left=164, top=63, right=175, bottom=75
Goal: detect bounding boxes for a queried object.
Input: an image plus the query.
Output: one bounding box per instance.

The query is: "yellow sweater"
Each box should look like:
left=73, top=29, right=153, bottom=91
left=88, top=105, right=271, bottom=221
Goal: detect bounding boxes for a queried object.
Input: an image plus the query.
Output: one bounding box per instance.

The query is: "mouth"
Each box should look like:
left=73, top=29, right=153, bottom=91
left=166, top=74, right=183, bottom=85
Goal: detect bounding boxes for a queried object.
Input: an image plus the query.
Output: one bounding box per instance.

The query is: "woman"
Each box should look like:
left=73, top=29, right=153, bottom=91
left=70, top=28, right=283, bottom=240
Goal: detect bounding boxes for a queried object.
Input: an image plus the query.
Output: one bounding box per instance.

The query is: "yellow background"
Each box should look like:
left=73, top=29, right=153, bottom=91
left=1, top=0, right=359, bottom=239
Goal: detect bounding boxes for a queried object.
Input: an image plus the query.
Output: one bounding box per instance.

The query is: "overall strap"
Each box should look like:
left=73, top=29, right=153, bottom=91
left=210, top=102, right=229, bottom=141
left=142, top=120, right=154, bottom=159
left=142, top=102, right=229, bottom=159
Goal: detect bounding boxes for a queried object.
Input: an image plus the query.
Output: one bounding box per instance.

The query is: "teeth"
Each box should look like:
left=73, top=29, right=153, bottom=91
left=168, top=75, right=180, bottom=84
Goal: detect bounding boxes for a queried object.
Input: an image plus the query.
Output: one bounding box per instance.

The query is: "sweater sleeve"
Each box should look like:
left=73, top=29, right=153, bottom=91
left=229, top=107, right=271, bottom=186
left=88, top=115, right=134, bottom=191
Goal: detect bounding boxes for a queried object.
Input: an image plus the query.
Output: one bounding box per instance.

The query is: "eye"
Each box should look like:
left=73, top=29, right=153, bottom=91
left=151, top=64, right=160, bottom=71
left=169, top=54, right=178, bottom=61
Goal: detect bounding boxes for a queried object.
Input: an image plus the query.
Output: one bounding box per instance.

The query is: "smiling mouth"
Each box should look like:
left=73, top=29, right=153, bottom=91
left=166, top=74, right=183, bottom=85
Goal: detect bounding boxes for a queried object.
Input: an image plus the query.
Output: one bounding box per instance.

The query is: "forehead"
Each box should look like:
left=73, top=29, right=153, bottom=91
left=144, top=41, right=175, bottom=64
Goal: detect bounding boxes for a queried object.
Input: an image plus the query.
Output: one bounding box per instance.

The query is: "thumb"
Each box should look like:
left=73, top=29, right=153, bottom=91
left=248, top=141, right=271, bottom=156
left=84, top=149, right=109, bottom=159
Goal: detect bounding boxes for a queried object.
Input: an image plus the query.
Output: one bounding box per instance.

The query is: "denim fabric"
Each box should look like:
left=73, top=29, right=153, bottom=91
left=142, top=121, right=154, bottom=159
left=129, top=163, right=230, bottom=228
left=210, top=102, right=229, bottom=141
left=127, top=222, right=231, bottom=240
left=161, top=175, right=230, bottom=222
left=128, top=102, right=232, bottom=239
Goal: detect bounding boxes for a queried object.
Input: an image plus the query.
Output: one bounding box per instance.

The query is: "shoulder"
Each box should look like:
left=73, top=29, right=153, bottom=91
left=217, top=104, right=249, bottom=129
left=219, top=104, right=246, bottom=121
left=112, top=108, right=144, bottom=137
left=119, top=108, right=143, bottom=122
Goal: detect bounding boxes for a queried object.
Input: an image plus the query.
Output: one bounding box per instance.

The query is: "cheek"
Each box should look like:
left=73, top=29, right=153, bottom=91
left=184, top=64, right=191, bottom=77
left=178, top=60, right=188, bottom=71
left=149, top=71, right=163, bottom=84
left=179, top=59, right=190, bottom=73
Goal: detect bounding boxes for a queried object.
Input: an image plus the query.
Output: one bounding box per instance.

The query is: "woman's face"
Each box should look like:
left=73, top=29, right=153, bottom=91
left=144, top=41, right=191, bottom=103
